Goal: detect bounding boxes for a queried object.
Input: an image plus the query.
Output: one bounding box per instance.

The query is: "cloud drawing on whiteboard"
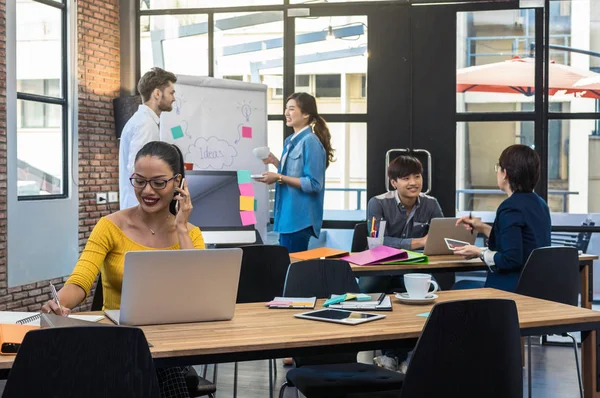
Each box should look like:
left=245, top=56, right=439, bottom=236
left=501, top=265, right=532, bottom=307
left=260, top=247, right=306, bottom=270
left=186, top=136, right=238, bottom=169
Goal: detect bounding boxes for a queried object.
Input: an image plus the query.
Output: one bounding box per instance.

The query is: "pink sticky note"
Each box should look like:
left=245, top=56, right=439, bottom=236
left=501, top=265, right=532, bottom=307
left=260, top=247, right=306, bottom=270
left=240, top=211, right=257, bottom=226
left=242, top=126, right=253, bottom=138
left=239, top=183, right=254, bottom=197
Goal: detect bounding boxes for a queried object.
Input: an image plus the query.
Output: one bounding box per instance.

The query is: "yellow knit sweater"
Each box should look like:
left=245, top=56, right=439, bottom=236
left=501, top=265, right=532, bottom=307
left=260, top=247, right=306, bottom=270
left=66, top=217, right=205, bottom=310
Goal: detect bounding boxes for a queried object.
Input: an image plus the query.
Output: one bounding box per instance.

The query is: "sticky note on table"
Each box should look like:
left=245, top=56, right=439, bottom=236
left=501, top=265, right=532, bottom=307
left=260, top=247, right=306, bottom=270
left=240, top=196, right=254, bottom=211
left=240, top=211, right=256, bottom=226
left=171, top=125, right=184, bottom=139
left=242, top=126, right=253, bottom=138
left=237, top=170, right=252, bottom=184
left=416, top=312, right=430, bottom=317
left=239, top=183, right=254, bottom=197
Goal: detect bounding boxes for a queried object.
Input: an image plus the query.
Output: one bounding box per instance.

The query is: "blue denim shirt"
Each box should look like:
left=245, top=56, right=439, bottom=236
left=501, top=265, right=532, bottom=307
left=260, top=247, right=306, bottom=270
left=273, top=126, right=326, bottom=238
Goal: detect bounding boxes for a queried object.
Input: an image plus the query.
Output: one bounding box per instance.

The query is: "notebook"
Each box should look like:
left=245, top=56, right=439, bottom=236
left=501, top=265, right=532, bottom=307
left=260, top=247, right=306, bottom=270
left=340, top=246, right=409, bottom=266
left=290, top=248, right=349, bottom=261
left=0, top=311, right=105, bottom=327
left=266, top=297, right=317, bottom=309
left=327, top=293, right=393, bottom=311
left=380, top=250, right=428, bottom=265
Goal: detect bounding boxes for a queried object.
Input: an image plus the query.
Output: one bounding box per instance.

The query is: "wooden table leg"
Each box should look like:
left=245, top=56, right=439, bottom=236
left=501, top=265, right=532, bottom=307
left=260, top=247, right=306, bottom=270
left=580, top=264, right=599, bottom=398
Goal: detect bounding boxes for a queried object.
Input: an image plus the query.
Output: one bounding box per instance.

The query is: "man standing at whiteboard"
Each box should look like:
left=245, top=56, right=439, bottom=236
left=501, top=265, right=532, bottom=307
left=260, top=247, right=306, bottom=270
left=118, top=67, right=177, bottom=209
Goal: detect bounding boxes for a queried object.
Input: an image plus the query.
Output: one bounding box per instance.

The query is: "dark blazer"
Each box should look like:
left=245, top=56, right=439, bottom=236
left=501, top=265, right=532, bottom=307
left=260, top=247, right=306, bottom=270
left=485, top=192, right=551, bottom=292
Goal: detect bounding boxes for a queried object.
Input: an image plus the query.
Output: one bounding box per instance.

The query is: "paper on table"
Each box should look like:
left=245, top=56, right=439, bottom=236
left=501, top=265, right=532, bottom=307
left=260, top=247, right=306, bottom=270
left=416, top=312, right=430, bottom=317
left=267, top=297, right=316, bottom=309
left=237, top=170, right=252, bottom=184
left=240, top=196, right=254, bottom=211
left=238, top=182, right=254, bottom=197
left=240, top=211, right=256, bottom=226
left=0, top=311, right=105, bottom=327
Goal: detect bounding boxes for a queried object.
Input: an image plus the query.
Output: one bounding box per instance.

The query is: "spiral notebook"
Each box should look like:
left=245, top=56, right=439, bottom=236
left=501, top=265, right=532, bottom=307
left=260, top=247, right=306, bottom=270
left=0, top=311, right=105, bottom=327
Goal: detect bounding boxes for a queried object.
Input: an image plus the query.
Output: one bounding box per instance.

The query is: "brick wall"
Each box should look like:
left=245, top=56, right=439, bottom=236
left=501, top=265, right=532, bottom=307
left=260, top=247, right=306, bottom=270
left=0, top=0, right=120, bottom=312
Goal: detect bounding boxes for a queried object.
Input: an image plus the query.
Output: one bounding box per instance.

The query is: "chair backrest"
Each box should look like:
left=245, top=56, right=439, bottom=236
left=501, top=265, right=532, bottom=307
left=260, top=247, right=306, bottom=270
left=515, top=246, right=579, bottom=306
left=3, top=326, right=160, bottom=398
left=400, top=299, right=522, bottom=398
left=351, top=222, right=369, bottom=253
left=91, top=274, right=104, bottom=311
left=236, top=244, right=290, bottom=303
left=283, top=259, right=359, bottom=366
left=551, top=219, right=595, bottom=253
left=283, top=259, right=359, bottom=298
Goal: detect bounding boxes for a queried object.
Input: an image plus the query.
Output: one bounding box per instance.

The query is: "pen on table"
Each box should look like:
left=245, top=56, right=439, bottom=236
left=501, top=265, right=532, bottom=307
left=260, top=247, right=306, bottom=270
left=50, top=282, right=62, bottom=313
left=469, top=211, right=473, bottom=235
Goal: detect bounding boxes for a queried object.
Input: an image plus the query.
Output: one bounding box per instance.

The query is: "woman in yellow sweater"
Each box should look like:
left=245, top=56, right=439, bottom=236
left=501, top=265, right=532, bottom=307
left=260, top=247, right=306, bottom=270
left=42, top=141, right=204, bottom=398
left=43, top=141, right=204, bottom=313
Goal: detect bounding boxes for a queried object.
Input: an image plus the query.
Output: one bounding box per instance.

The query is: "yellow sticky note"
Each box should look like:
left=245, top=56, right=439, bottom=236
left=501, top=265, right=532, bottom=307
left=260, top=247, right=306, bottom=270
left=345, top=293, right=357, bottom=301
left=240, top=196, right=254, bottom=211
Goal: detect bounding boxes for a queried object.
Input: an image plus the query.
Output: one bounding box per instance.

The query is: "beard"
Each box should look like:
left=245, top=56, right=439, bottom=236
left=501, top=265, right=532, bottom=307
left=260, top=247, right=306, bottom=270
left=158, top=99, right=173, bottom=112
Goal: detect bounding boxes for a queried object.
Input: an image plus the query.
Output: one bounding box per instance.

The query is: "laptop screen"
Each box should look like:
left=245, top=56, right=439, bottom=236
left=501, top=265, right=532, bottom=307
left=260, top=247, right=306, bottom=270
left=185, top=170, right=253, bottom=231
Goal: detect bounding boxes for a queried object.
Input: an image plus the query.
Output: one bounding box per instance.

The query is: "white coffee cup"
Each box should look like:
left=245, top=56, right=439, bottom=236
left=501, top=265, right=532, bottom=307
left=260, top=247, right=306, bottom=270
left=404, top=273, right=439, bottom=299
left=253, top=146, right=271, bottom=160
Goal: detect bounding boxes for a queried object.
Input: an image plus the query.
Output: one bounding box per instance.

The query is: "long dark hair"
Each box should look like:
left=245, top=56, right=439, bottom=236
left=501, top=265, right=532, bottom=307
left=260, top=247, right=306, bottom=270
left=287, top=92, right=335, bottom=168
left=135, top=141, right=185, bottom=215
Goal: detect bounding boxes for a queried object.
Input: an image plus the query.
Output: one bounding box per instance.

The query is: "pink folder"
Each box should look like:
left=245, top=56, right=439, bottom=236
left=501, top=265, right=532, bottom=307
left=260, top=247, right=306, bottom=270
left=340, top=246, right=408, bottom=266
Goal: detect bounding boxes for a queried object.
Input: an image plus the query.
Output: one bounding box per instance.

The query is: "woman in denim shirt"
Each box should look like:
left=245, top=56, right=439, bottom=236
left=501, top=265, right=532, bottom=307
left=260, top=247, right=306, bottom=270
left=258, top=93, right=335, bottom=253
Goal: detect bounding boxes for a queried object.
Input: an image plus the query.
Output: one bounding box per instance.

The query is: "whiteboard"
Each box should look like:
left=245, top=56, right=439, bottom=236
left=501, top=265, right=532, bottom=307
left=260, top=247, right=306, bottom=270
left=160, top=76, right=269, bottom=242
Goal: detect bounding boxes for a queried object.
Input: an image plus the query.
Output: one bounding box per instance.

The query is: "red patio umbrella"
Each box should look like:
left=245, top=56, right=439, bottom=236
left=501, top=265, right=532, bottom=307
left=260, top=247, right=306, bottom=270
left=457, top=56, right=600, bottom=99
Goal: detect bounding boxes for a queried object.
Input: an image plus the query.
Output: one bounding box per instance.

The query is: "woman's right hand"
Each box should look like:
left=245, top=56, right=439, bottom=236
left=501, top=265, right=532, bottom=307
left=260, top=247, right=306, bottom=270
left=456, top=215, right=484, bottom=234
left=41, top=300, right=71, bottom=317
left=262, top=152, right=279, bottom=167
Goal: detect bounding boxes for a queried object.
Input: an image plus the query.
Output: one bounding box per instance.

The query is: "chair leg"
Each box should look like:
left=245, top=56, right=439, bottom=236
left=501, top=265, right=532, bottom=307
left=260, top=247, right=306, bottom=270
left=233, top=361, right=238, bottom=398
left=268, top=358, right=274, bottom=398
left=528, top=336, right=532, bottom=398
left=278, top=382, right=287, bottom=398
left=566, top=333, right=584, bottom=398
left=213, top=364, right=218, bottom=398
left=273, top=358, right=277, bottom=378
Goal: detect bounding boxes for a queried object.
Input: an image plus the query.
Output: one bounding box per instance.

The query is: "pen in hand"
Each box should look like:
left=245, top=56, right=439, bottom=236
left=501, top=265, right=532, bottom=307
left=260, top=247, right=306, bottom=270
left=49, top=282, right=63, bottom=314
left=469, top=211, right=473, bottom=235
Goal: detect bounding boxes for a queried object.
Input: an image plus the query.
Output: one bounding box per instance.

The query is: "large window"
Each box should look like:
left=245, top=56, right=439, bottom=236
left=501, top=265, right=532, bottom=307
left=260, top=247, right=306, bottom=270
left=16, top=0, right=68, bottom=198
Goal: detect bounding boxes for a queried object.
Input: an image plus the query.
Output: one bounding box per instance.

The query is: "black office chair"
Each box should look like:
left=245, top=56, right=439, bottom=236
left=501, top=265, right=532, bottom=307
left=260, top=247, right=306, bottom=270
left=90, top=275, right=216, bottom=398
left=279, top=259, right=405, bottom=398
left=551, top=219, right=595, bottom=254
left=515, top=246, right=583, bottom=398
left=233, top=244, right=290, bottom=398
left=3, top=326, right=160, bottom=398
left=399, top=299, right=522, bottom=398
left=352, top=222, right=369, bottom=252
left=346, top=299, right=522, bottom=398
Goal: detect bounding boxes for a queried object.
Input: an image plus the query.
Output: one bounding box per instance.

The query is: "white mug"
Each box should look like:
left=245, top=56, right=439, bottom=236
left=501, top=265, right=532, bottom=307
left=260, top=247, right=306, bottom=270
left=253, top=146, right=271, bottom=160
left=404, top=273, right=439, bottom=299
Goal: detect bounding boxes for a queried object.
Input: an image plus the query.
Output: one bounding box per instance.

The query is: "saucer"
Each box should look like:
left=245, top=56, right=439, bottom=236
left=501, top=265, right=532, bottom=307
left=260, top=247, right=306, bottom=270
left=395, top=292, right=438, bottom=305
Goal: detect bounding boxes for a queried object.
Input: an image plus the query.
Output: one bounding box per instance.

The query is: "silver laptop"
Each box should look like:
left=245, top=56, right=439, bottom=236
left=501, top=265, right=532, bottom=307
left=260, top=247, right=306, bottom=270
left=105, top=248, right=242, bottom=326
left=423, top=218, right=477, bottom=255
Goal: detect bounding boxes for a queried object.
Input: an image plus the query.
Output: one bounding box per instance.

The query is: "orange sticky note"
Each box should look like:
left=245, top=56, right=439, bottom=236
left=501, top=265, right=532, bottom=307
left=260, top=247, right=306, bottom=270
left=240, top=196, right=254, bottom=211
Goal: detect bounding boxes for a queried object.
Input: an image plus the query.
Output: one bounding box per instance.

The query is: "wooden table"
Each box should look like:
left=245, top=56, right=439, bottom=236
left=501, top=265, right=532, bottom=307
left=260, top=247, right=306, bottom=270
left=349, top=253, right=600, bottom=397
left=2, top=288, right=597, bottom=396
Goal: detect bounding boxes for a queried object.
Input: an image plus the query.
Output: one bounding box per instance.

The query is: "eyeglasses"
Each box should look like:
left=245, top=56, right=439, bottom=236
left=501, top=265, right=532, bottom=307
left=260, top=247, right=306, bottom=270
left=494, top=163, right=500, bottom=172
left=129, top=175, right=178, bottom=190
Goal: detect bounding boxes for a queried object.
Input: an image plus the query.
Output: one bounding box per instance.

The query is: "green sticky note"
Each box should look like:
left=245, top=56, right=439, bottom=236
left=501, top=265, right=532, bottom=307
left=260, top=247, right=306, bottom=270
left=417, top=312, right=430, bottom=317
left=171, top=125, right=184, bottom=139
left=254, top=199, right=257, bottom=211
left=237, top=170, right=252, bottom=184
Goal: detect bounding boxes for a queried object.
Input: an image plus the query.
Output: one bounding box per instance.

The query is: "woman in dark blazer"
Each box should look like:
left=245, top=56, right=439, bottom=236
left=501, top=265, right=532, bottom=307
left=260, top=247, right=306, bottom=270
left=453, top=144, right=551, bottom=292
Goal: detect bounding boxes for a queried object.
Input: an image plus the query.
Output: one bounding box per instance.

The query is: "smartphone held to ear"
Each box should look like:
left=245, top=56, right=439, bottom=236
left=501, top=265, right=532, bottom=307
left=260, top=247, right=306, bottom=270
left=171, top=178, right=186, bottom=215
